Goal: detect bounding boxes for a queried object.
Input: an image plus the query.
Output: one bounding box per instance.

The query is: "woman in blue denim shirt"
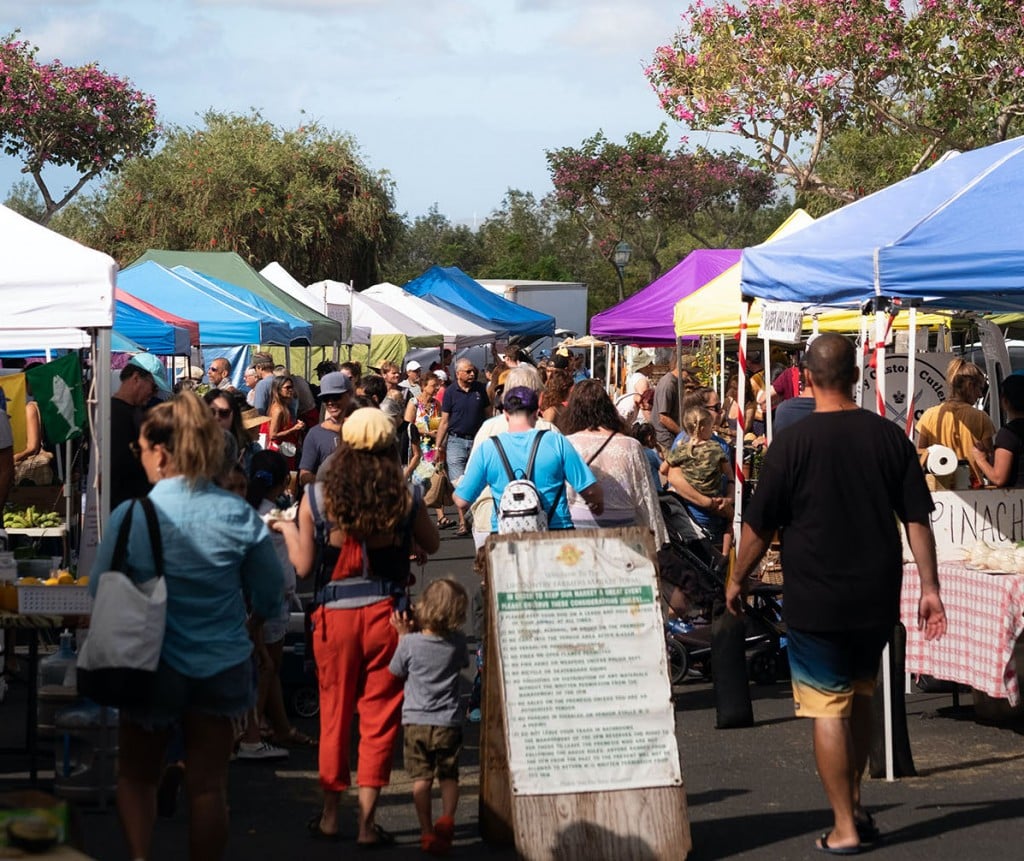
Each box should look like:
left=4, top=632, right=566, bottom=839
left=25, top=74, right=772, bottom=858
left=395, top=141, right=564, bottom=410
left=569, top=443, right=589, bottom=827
left=90, top=393, right=283, bottom=861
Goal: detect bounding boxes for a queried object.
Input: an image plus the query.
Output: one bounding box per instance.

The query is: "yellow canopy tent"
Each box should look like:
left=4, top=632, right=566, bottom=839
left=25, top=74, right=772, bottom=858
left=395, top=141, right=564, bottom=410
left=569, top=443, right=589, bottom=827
left=673, top=210, right=953, bottom=338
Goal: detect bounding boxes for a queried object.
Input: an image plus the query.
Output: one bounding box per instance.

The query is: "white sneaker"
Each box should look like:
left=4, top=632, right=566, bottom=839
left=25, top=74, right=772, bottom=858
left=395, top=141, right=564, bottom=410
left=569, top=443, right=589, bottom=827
left=235, top=741, right=289, bottom=760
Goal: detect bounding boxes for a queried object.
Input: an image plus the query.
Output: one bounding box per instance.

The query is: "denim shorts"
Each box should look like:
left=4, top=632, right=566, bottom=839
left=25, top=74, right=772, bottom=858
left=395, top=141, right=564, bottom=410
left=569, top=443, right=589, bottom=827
left=122, top=657, right=257, bottom=731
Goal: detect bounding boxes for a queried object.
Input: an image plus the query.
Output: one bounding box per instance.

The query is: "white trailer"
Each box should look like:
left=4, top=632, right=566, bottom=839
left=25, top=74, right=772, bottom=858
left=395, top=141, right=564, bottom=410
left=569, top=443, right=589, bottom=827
left=475, top=279, right=588, bottom=356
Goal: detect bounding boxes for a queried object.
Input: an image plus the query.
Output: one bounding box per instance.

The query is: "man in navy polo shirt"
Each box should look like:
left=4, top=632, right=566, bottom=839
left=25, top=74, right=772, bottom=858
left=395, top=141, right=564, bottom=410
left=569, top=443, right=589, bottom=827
left=436, top=357, right=491, bottom=536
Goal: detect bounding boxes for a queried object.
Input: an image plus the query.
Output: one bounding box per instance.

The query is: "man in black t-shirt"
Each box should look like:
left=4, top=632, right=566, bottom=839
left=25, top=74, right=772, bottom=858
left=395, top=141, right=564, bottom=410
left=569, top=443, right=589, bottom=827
left=726, top=333, right=946, bottom=855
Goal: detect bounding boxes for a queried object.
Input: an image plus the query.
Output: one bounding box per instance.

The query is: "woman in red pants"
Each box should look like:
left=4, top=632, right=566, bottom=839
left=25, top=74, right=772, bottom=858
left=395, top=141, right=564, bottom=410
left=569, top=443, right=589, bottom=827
left=275, top=408, right=439, bottom=846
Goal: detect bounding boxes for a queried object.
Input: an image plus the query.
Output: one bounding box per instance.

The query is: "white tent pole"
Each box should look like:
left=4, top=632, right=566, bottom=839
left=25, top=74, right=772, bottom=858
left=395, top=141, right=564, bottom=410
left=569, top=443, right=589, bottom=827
left=856, top=315, right=868, bottom=408
left=96, top=327, right=112, bottom=533
left=763, top=335, right=773, bottom=445
left=719, top=334, right=726, bottom=402
left=905, top=308, right=918, bottom=439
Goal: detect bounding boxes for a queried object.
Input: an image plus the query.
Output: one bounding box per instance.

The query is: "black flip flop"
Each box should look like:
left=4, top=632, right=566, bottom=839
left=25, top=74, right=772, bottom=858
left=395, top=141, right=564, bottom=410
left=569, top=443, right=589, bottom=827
left=816, top=832, right=861, bottom=855
left=356, top=823, right=396, bottom=850
left=307, top=813, right=341, bottom=843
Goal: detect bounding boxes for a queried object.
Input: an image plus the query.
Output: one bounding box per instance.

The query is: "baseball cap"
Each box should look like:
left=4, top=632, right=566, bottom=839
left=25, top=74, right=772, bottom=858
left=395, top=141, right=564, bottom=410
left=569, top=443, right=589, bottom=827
left=502, top=386, right=539, bottom=413
left=406, top=360, right=421, bottom=371
left=433, top=369, right=448, bottom=383
left=128, top=353, right=172, bottom=393
left=251, top=351, right=274, bottom=368
left=317, top=371, right=352, bottom=400
left=342, top=407, right=396, bottom=452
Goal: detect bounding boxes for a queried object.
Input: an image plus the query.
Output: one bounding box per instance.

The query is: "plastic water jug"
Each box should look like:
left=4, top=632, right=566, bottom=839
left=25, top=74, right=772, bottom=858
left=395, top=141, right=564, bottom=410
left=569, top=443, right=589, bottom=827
left=38, top=630, right=78, bottom=737
left=54, top=702, right=119, bottom=805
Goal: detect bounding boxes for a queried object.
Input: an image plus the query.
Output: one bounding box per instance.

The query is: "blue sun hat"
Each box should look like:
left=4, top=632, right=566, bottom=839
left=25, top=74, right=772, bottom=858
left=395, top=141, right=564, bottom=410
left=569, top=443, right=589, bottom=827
left=127, top=353, right=172, bottom=393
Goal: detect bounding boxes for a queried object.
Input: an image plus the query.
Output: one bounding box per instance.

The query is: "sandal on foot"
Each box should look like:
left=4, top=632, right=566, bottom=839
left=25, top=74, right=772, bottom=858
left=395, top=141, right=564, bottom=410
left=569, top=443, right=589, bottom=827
left=437, top=517, right=456, bottom=529
left=816, top=832, right=861, bottom=855
left=307, top=813, right=341, bottom=842
left=855, top=812, right=881, bottom=845
left=357, top=823, right=396, bottom=849
left=272, top=728, right=318, bottom=748
left=454, top=525, right=470, bottom=537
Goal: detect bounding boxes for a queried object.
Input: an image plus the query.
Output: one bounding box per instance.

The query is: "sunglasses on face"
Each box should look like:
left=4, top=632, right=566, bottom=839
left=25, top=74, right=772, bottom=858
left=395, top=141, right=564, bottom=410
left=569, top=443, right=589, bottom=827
left=211, top=407, right=232, bottom=419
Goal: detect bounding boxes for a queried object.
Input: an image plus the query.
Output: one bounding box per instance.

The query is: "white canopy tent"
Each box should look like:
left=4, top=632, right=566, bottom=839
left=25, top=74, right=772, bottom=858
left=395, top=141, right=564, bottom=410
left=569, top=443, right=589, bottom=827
left=363, top=282, right=497, bottom=349
left=260, top=264, right=371, bottom=345
left=0, top=204, right=116, bottom=530
left=308, top=279, right=443, bottom=348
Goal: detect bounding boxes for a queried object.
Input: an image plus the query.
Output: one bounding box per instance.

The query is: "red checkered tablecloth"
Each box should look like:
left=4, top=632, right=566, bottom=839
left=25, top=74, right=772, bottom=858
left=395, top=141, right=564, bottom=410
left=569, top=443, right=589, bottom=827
left=902, top=562, right=1024, bottom=705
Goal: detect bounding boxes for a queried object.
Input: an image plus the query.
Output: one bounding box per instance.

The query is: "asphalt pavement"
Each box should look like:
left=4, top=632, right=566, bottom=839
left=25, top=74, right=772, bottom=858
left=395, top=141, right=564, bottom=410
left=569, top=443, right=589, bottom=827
left=3, top=526, right=1023, bottom=859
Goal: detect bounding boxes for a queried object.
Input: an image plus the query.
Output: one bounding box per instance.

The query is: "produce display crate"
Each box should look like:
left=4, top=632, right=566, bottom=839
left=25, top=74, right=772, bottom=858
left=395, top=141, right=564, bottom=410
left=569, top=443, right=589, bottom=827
left=17, top=585, right=92, bottom=616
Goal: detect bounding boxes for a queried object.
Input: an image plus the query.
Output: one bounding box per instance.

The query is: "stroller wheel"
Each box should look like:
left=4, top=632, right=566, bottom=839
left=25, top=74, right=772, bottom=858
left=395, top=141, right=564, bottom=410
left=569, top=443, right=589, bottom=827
left=749, top=649, right=778, bottom=685
left=291, top=686, right=320, bottom=719
left=666, top=637, right=689, bottom=686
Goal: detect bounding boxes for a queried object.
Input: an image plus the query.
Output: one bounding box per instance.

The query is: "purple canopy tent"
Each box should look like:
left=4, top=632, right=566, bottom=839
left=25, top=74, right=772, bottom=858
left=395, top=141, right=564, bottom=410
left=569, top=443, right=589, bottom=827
left=589, top=248, right=741, bottom=344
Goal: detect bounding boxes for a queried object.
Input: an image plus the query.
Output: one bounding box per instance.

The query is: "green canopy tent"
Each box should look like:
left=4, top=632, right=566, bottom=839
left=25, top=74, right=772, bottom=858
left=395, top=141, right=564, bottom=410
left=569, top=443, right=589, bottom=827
left=130, top=250, right=343, bottom=346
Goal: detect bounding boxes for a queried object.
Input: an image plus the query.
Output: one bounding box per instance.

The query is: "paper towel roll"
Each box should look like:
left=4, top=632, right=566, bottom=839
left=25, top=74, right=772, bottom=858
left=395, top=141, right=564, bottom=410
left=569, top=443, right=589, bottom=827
left=926, top=444, right=958, bottom=476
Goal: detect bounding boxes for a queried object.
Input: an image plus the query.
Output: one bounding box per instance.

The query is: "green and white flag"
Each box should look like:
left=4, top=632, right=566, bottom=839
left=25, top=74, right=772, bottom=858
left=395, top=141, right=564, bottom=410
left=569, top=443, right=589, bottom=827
left=25, top=353, right=86, bottom=443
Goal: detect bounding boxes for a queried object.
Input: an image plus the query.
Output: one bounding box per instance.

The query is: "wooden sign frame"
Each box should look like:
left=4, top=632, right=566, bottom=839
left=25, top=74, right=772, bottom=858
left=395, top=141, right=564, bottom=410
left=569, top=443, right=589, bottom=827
left=479, top=527, right=690, bottom=860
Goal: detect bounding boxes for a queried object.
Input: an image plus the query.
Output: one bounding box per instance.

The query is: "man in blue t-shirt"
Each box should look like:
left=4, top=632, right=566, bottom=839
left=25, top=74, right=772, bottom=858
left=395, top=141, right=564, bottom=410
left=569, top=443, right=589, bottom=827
left=454, top=387, right=603, bottom=531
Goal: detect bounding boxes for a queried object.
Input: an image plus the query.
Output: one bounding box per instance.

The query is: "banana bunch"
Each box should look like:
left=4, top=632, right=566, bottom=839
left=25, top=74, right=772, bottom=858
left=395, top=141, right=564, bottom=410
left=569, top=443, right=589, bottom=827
left=3, top=506, right=64, bottom=529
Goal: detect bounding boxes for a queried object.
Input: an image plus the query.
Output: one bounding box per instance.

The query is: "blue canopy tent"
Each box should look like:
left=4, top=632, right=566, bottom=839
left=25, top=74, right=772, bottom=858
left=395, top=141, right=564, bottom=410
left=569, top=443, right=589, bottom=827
left=741, top=136, right=1024, bottom=312
left=170, top=266, right=313, bottom=345
left=114, top=298, right=191, bottom=355
left=403, top=266, right=555, bottom=339
left=119, top=262, right=294, bottom=346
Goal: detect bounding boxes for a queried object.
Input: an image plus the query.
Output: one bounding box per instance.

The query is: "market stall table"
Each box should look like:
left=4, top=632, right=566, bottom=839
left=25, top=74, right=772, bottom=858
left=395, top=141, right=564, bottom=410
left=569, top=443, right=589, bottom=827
left=901, top=561, right=1024, bottom=705
left=1, top=609, right=69, bottom=783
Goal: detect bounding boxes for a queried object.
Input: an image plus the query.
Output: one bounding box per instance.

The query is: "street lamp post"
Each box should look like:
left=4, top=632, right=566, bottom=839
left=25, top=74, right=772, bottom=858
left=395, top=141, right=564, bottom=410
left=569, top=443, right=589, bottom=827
left=613, top=240, right=632, bottom=302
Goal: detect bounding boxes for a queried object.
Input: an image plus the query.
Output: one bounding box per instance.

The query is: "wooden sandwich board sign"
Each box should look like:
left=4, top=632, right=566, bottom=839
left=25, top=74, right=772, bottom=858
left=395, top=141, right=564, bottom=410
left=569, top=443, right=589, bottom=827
left=481, top=527, right=690, bottom=860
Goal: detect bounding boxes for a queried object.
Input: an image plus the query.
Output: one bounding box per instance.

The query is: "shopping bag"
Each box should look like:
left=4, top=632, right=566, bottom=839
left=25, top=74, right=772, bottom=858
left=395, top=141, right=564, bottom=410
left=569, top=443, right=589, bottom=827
left=423, top=464, right=454, bottom=508
left=77, top=497, right=166, bottom=708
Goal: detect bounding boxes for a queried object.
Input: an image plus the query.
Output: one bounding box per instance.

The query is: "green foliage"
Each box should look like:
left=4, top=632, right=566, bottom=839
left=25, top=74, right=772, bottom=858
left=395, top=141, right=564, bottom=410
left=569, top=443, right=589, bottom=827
left=2, top=179, right=45, bottom=221
left=798, top=128, right=923, bottom=217
left=475, top=190, right=572, bottom=281
left=71, top=111, right=397, bottom=286
left=647, top=1, right=1024, bottom=201
left=382, top=204, right=484, bottom=285
left=546, top=126, right=775, bottom=288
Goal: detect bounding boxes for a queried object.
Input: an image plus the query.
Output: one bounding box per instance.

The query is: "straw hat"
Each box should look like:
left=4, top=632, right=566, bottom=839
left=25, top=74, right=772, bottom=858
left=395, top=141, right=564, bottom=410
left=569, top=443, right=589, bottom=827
left=342, top=407, right=396, bottom=452
left=240, top=408, right=269, bottom=441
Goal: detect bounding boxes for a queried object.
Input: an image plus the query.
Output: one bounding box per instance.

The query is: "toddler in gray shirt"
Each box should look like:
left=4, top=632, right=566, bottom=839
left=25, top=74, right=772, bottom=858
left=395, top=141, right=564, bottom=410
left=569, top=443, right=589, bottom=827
left=390, top=578, right=469, bottom=856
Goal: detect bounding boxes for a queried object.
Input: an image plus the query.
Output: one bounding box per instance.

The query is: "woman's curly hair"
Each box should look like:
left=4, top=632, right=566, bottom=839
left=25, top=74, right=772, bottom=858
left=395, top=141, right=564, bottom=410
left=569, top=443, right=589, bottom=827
left=321, top=442, right=409, bottom=536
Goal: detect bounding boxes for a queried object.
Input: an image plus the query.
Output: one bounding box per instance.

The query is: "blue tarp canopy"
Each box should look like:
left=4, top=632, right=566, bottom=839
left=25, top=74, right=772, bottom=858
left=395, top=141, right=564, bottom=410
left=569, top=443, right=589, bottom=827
left=171, top=266, right=313, bottom=345
left=119, top=262, right=294, bottom=346
left=114, top=299, right=191, bottom=355
left=741, top=136, right=1024, bottom=312
left=403, top=266, right=555, bottom=339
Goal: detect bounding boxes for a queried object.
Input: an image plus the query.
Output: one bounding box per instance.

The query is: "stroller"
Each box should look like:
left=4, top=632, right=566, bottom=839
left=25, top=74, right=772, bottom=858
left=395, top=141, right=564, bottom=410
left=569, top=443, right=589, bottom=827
left=280, top=610, right=319, bottom=719
left=657, top=490, right=787, bottom=686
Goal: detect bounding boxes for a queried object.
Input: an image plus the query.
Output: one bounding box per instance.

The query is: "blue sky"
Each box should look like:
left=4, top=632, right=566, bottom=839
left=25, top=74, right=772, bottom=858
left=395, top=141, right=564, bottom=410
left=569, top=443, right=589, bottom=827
left=1, top=0, right=709, bottom=225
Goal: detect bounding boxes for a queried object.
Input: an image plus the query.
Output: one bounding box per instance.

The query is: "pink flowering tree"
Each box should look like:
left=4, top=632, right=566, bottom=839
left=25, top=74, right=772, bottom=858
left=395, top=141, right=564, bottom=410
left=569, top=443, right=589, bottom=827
left=546, top=127, right=774, bottom=289
left=646, top=1, right=1024, bottom=203
left=0, top=33, right=157, bottom=223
